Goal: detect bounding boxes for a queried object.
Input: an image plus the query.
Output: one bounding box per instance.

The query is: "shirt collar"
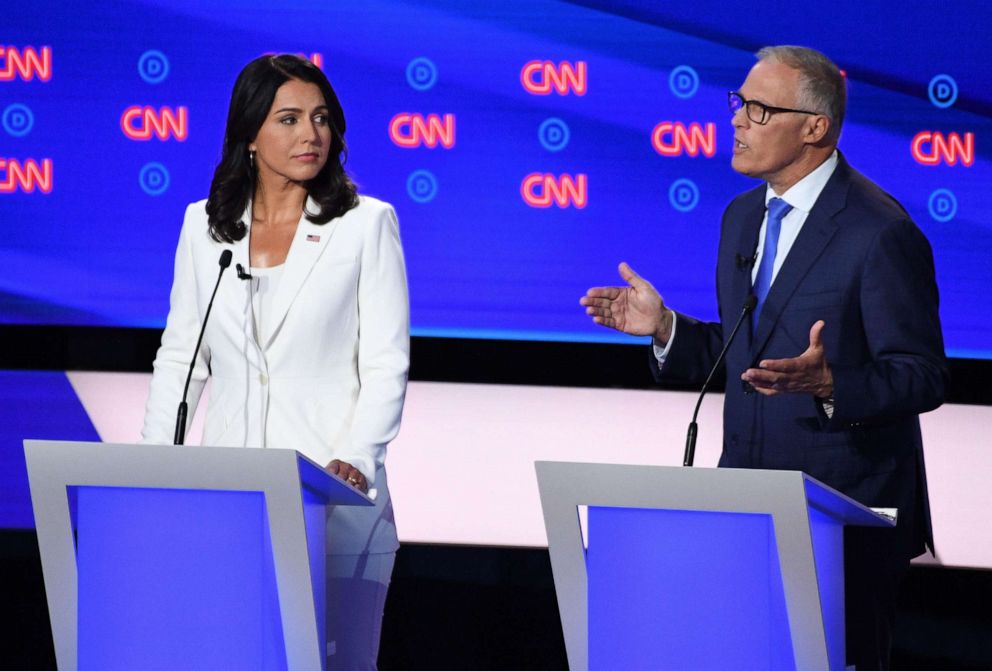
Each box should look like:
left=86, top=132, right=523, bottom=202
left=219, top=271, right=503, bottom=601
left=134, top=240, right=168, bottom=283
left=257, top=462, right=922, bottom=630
left=765, top=150, right=839, bottom=214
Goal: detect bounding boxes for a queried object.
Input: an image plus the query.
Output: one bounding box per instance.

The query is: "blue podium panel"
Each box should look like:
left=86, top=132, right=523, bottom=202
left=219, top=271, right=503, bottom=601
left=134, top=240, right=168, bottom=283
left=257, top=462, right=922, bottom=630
left=76, top=487, right=287, bottom=671
left=588, top=507, right=794, bottom=671
left=807, top=505, right=846, bottom=670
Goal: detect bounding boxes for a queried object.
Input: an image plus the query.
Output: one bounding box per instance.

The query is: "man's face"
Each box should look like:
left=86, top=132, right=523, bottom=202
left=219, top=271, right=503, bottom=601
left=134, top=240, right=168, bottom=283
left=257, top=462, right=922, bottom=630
left=731, top=59, right=813, bottom=186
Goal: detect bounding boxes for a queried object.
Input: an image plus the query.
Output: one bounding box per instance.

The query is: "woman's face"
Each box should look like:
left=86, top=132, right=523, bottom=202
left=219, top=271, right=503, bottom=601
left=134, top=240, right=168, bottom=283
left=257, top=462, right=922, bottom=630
left=249, top=79, right=331, bottom=185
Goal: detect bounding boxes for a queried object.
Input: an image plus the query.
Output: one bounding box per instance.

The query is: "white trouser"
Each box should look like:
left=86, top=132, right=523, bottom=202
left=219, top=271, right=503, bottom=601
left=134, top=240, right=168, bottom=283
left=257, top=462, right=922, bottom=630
left=326, top=551, right=396, bottom=671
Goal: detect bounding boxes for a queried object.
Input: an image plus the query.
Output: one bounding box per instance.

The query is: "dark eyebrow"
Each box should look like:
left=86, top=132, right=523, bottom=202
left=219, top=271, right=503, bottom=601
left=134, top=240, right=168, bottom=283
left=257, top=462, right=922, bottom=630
left=273, top=105, right=330, bottom=114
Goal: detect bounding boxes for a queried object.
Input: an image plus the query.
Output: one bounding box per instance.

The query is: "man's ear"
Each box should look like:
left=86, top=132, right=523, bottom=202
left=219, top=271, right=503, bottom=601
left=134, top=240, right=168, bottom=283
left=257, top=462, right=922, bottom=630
left=804, top=115, right=831, bottom=145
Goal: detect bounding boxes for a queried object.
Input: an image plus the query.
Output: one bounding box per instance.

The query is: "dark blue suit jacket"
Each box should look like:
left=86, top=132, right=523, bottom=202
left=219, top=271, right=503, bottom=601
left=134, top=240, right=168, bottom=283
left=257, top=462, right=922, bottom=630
left=657, top=154, right=947, bottom=561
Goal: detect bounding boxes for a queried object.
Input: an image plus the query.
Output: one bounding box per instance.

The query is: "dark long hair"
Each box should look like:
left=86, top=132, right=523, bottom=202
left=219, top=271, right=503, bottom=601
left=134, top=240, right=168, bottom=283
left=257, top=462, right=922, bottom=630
left=205, top=54, right=359, bottom=242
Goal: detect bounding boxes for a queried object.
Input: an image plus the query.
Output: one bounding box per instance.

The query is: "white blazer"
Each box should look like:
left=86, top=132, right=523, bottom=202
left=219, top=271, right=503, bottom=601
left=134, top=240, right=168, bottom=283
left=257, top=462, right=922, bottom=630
left=142, top=195, right=409, bottom=554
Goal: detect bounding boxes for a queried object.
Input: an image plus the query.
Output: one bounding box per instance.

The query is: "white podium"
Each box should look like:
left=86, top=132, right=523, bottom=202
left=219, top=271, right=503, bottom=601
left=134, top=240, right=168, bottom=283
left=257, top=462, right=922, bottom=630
left=535, top=462, right=894, bottom=671
left=24, top=440, right=372, bottom=671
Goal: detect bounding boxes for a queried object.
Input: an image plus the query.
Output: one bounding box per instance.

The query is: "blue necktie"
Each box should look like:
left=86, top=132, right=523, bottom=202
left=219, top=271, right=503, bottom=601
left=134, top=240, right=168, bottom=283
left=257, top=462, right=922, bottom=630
left=752, top=197, right=793, bottom=329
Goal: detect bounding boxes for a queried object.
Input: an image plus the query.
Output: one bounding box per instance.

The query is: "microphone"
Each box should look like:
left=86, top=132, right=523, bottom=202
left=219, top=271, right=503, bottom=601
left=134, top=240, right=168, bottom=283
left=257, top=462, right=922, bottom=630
left=682, top=294, right=758, bottom=467
left=735, top=253, right=756, bottom=270
left=236, top=263, right=253, bottom=280
left=173, top=249, right=233, bottom=445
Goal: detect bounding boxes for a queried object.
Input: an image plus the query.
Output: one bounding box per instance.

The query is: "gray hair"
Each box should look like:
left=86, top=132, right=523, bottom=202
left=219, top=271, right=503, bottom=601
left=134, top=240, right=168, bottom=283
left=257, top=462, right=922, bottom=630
left=756, top=45, right=846, bottom=142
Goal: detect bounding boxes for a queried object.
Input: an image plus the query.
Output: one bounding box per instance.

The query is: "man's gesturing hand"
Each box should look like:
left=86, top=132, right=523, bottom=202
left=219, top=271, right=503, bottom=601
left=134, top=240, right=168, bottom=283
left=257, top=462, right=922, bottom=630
left=580, top=262, right=673, bottom=344
left=742, top=320, right=834, bottom=398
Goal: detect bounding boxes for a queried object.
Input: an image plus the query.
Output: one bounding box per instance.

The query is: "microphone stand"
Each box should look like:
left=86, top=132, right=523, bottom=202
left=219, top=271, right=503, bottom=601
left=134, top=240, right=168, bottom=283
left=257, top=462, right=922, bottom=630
left=174, top=250, right=232, bottom=445
left=683, top=295, right=757, bottom=467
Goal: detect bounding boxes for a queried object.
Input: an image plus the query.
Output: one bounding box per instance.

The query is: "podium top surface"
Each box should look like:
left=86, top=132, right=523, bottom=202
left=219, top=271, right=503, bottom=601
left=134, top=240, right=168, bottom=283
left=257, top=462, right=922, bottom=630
left=24, top=440, right=373, bottom=507
left=534, top=461, right=893, bottom=528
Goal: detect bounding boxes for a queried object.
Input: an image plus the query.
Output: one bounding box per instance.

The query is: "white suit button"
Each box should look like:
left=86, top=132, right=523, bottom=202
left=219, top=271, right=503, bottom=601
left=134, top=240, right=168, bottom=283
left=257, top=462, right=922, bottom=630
left=259, top=373, right=268, bottom=385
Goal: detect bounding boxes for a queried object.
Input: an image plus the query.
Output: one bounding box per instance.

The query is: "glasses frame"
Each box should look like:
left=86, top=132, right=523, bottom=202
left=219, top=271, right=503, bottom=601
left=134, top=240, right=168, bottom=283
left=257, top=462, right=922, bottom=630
left=728, top=91, right=820, bottom=125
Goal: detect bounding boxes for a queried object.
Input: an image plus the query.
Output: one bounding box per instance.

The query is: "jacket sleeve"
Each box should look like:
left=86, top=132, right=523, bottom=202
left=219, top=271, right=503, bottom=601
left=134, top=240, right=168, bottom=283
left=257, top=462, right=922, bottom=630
left=653, top=312, right=726, bottom=386
left=141, top=203, right=210, bottom=444
left=829, top=218, right=947, bottom=426
left=334, top=204, right=410, bottom=484
left=651, top=199, right=741, bottom=387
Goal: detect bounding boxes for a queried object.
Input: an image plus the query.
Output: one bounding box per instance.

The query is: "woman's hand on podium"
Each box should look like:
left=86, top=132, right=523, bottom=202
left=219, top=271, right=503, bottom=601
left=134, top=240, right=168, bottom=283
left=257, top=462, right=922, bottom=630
left=326, top=459, right=368, bottom=493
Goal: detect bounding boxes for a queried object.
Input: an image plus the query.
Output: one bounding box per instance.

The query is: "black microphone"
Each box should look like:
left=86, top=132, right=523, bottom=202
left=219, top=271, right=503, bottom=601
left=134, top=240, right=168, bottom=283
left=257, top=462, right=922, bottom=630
left=682, top=294, right=758, bottom=467
left=174, top=249, right=233, bottom=445
left=735, top=253, right=756, bottom=270
left=236, top=263, right=253, bottom=280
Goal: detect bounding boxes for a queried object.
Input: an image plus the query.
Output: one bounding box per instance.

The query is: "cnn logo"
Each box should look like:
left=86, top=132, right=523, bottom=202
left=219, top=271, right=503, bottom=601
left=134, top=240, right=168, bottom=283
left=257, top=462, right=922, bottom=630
left=521, top=61, right=586, bottom=96
left=121, top=106, right=189, bottom=141
left=0, top=46, right=52, bottom=82
left=0, top=158, right=53, bottom=194
left=652, top=122, right=716, bottom=158
left=911, top=131, right=974, bottom=167
left=389, top=113, right=455, bottom=149
left=521, top=173, right=587, bottom=209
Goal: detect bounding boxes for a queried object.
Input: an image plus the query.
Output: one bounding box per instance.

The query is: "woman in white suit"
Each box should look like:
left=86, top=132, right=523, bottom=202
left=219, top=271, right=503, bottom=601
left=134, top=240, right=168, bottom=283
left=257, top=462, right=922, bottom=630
left=141, top=54, right=409, bottom=670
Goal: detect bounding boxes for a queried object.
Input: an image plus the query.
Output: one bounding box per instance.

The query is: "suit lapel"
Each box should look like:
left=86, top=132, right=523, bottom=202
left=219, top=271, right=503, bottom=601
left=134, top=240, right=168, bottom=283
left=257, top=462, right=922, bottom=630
left=750, top=160, right=851, bottom=359
left=260, top=199, right=341, bottom=348
left=228, top=204, right=255, bottom=346
left=731, top=193, right=765, bottom=348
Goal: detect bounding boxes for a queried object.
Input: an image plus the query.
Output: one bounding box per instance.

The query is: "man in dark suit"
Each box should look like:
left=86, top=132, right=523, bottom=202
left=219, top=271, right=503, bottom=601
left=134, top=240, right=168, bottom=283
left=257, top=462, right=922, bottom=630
left=581, top=46, right=946, bottom=670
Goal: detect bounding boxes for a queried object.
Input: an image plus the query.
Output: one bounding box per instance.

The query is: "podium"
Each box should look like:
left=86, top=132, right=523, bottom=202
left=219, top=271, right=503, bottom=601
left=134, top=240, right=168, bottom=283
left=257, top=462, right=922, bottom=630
left=535, top=462, right=894, bottom=671
left=23, top=440, right=373, bottom=671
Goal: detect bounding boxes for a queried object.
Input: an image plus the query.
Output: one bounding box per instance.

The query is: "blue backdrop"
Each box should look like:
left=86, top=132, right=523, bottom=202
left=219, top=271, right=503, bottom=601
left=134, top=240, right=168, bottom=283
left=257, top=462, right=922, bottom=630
left=2, top=0, right=989, bottom=357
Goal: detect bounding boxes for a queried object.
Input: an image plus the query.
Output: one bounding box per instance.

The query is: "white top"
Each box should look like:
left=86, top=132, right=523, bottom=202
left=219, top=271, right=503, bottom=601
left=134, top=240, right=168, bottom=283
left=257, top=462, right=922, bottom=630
left=248, top=264, right=285, bottom=344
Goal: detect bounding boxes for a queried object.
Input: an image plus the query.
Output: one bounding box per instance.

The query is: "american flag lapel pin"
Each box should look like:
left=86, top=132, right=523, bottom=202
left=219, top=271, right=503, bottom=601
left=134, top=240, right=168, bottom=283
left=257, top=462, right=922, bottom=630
left=306, top=234, right=320, bottom=243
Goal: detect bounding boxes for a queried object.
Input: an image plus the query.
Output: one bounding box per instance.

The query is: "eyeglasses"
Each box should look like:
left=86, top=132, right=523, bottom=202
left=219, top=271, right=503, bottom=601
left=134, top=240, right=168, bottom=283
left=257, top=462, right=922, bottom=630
left=728, top=91, right=819, bottom=125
